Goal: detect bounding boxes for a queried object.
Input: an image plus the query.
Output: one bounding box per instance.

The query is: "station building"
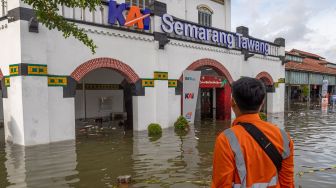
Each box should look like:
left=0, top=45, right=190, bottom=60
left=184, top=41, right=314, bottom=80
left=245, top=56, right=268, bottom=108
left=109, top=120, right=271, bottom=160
left=285, top=49, right=336, bottom=103
left=0, top=0, right=286, bottom=146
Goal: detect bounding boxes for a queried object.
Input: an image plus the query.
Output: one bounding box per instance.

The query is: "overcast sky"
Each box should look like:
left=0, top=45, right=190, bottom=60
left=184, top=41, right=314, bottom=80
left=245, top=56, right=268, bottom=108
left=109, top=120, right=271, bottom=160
left=231, top=0, right=336, bottom=62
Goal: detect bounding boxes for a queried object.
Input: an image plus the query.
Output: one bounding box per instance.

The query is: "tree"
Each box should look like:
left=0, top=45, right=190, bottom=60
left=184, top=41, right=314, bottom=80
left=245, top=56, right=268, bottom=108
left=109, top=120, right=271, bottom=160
left=23, top=0, right=102, bottom=54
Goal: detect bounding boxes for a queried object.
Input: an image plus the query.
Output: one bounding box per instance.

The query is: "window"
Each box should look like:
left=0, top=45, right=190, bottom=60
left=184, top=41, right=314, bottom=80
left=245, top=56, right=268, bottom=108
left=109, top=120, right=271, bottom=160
left=0, top=0, right=7, bottom=17
left=125, top=0, right=152, bottom=9
left=198, top=5, right=213, bottom=27
left=285, top=55, right=303, bottom=63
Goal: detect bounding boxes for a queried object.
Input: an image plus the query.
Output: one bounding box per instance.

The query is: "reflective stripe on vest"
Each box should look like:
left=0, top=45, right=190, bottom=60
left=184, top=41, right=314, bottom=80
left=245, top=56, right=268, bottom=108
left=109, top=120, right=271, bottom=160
left=233, top=174, right=278, bottom=188
left=224, top=129, right=247, bottom=187
left=224, top=127, right=290, bottom=187
left=280, top=129, right=291, bottom=159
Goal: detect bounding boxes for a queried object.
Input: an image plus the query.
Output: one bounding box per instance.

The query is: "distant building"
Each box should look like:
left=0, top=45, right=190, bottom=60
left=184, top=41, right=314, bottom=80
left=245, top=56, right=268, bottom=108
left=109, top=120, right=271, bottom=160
left=285, top=49, right=336, bottom=103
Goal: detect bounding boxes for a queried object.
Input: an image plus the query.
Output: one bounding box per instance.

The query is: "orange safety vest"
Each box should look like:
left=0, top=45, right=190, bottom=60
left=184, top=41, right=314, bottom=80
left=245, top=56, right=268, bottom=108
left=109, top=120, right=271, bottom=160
left=212, top=114, right=294, bottom=188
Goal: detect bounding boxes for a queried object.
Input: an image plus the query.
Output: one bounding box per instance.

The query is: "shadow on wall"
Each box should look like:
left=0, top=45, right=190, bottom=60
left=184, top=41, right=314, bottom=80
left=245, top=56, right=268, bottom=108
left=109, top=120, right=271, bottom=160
left=6, top=117, right=23, bottom=145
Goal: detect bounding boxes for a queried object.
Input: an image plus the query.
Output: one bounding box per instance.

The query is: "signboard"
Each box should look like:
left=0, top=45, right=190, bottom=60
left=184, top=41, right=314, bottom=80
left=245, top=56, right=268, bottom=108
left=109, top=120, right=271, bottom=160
left=199, top=75, right=226, bottom=88
left=322, top=80, right=328, bottom=97
left=183, top=71, right=201, bottom=124
left=321, top=97, right=328, bottom=112
left=160, top=14, right=271, bottom=55
left=108, top=0, right=151, bottom=30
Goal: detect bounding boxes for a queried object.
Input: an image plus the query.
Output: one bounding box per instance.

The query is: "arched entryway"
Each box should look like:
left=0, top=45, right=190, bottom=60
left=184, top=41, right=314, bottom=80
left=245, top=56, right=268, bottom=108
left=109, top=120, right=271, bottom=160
left=71, top=58, right=140, bottom=131
left=256, top=71, right=274, bottom=113
left=181, top=59, right=233, bottom=121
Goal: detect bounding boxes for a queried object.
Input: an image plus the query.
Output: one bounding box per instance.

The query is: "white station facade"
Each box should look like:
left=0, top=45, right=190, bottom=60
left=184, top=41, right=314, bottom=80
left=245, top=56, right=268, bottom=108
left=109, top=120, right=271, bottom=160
left=0, top=0, right=286, bottom=146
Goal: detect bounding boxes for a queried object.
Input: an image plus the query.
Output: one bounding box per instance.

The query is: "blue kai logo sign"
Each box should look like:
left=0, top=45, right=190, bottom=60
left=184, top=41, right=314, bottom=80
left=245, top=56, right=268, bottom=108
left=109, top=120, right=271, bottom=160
left=108, top=0, right=151, bottom=30
left=185, top=76, right=196, bottom=81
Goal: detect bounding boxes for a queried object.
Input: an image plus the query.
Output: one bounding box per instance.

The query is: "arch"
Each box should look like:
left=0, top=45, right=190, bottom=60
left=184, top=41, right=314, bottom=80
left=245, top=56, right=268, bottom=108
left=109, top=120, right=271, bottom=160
left=197, top=4, right=214, bottom=14
left=180, top=58, right=234, bottom=85
left=70, top=57, right=140, bottom=83
left=256, top=71, right=274, bottom=86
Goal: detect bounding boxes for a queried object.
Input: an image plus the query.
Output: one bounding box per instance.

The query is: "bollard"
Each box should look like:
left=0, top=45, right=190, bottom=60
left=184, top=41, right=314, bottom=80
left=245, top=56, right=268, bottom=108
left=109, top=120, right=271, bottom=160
left=117, top=175, right=132, bottom=188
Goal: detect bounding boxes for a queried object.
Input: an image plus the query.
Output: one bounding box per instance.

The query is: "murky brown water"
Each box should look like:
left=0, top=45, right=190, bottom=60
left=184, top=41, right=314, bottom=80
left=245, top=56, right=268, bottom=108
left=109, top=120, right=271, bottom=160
left=1, top=104, right=336, bottom=187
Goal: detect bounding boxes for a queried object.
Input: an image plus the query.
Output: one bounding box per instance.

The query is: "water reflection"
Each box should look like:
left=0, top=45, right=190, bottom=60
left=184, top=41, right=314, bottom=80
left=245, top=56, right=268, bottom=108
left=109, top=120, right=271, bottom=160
left=4, top=141, right=78, bottom=188
left=286, top=104, right=336, bottom=188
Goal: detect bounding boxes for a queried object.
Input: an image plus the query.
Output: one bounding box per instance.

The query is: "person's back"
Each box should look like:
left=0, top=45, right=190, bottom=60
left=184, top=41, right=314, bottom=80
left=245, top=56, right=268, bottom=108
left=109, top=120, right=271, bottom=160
left=212, top=77, right=294, bottom=188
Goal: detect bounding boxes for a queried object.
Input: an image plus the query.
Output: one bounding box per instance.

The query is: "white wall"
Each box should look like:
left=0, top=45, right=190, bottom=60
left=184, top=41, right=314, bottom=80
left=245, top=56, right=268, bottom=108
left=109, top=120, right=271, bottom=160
left=75, top=69, right=126, bottom=119
left=159, top=0, right=228, bottom=30
left=48, top=87, right=75, bottom=143
left=75, top=90, right=124, bottom=119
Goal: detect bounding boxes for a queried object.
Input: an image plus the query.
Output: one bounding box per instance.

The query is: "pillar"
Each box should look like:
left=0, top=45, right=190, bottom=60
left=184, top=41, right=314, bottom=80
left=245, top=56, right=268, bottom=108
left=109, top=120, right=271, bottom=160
left=267, top=83, right=285, bottom=113
left=287, top=85, right=291, bottom=109
left=3, top=66, right=76, bottom=146
left=155, top=77, right=169, bottom=128
left=4, top=75, right=49, bottom=146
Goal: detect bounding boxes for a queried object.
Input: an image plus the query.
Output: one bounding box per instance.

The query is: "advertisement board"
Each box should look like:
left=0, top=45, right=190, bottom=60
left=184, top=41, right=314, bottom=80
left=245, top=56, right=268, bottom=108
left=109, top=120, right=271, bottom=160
left=183, top=71, right=201, bottom=124
left=321, top=98, right=328, bottom=112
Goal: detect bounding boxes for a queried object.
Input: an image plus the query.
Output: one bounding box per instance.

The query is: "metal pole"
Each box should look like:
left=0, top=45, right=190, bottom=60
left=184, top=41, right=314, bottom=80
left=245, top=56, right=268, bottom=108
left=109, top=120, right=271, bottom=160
left=308, top=73, right=311, bottom=105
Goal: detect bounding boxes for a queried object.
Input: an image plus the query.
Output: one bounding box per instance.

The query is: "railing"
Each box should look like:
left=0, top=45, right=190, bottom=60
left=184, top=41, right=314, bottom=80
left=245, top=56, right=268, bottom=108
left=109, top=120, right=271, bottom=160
left=0, top=0, right=7, bottom=18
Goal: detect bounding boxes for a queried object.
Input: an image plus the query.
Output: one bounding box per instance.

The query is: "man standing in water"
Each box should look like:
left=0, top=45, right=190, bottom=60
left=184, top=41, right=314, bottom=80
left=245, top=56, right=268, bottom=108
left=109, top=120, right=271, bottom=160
left=212, top=77, right=294, bottom=188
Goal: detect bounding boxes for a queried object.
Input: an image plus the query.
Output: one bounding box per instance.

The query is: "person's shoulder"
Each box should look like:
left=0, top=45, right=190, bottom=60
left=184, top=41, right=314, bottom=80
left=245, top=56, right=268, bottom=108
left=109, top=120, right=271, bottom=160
left=216, top=128, right=234, bottom=143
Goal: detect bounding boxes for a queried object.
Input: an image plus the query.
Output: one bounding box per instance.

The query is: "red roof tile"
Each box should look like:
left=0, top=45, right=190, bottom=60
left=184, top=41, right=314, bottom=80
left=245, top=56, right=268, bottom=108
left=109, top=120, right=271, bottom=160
left=285, top=57, right=336, bottom=75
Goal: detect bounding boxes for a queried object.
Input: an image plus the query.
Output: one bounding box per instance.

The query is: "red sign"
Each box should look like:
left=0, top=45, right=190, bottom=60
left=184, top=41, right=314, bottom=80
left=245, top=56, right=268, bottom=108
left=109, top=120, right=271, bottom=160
left=199, top=76, right=226, bottom=88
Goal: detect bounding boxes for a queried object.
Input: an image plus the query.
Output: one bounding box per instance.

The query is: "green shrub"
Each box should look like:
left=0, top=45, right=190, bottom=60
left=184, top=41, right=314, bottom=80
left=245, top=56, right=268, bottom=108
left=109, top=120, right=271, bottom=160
left=148, top=123, right=162, bottom=137
left=259, top=112, right=267, bottom=121
left=174, top=116, right=189, bottom=130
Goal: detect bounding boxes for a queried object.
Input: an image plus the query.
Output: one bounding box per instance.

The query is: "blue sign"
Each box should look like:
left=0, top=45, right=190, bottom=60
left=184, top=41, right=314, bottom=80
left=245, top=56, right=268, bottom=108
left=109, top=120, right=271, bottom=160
left=108, top=0, right=151, bottom=30
left=161, top=14, right=271, bottom=55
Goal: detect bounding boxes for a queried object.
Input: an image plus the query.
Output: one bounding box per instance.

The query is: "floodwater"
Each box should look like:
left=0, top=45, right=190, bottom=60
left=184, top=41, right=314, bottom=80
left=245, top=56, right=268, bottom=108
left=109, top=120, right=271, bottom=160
left=0, top=104, right=336, bottom=188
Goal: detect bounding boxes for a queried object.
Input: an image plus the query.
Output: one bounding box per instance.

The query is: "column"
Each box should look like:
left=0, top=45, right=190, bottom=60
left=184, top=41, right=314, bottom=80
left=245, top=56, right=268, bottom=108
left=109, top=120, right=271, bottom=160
left=4, top=68, right=50, bottom=146
left=132, top=80, right=156, bottom=131
left=267, top=83, right=285, bottom=113
left=155, top=74, right=169, bottom=128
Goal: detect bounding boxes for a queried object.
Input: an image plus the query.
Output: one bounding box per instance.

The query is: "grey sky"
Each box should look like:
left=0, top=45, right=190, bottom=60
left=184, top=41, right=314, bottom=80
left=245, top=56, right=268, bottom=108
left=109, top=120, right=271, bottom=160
left=232, top=0, right=336, bottom=62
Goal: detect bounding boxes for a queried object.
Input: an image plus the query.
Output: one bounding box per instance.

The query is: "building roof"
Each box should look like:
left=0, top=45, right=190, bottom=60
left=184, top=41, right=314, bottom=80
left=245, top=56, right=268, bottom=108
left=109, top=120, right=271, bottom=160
left=289, top=49, right=324, bottom=60
left=285, top=49, right=336, bottom=75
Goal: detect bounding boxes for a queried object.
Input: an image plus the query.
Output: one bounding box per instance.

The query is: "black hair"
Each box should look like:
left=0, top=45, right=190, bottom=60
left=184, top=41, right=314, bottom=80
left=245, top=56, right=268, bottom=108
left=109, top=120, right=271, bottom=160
left=232, top=77, right=266, bottom=113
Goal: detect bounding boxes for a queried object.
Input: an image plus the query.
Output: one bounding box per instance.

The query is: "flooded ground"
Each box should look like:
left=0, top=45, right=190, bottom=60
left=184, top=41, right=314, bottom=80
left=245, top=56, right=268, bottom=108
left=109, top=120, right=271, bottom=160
left=1, top=104, right=336, bottom=187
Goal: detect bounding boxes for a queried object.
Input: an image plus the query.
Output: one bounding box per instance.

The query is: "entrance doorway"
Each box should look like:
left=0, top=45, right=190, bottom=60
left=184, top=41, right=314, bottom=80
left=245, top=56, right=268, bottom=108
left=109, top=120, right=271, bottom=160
left=200, top=88, right=213, bottom=119
left=74, top=68, right=134, bottom=132
left=195, top=68, right=231, bottom=121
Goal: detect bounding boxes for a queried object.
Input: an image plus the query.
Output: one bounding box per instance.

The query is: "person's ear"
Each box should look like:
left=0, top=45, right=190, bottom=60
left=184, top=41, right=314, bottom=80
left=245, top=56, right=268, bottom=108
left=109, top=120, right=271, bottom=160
left=258, top=98, right=266, bottom=112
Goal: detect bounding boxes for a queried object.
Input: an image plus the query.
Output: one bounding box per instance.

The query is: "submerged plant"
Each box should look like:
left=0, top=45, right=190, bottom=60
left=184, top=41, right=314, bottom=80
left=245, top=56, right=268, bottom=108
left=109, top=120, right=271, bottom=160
left=174, top=116, right=189, bottom=130
left=147, top=123, right=162, bottom=137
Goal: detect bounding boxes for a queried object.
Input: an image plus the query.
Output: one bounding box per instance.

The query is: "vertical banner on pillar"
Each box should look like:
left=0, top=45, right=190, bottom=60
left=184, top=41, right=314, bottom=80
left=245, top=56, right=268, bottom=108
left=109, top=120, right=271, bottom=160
left=321, top=80, right=329, bottom=112
left=183, top=70, right=201, bottom=124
